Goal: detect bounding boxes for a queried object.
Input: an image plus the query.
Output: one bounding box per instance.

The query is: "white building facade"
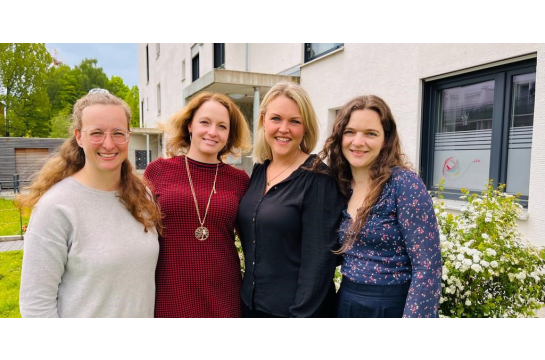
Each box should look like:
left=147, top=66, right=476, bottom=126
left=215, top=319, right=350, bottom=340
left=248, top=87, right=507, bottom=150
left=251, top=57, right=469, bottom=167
left=138, top=43, right=545, bottom=247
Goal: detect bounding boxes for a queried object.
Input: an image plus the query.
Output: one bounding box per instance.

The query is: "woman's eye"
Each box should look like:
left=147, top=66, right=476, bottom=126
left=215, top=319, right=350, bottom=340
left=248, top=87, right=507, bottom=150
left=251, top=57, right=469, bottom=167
left=344, top=130, right=354, bottom=135
left=271, top=116, right=280, bottom=121
left=290, top=119, right=301, bottom=124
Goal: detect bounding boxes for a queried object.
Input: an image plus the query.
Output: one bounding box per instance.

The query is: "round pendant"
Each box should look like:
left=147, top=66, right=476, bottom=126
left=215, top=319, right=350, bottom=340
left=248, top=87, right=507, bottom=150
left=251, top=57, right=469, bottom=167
left=195, top=226, right=209, bottom=241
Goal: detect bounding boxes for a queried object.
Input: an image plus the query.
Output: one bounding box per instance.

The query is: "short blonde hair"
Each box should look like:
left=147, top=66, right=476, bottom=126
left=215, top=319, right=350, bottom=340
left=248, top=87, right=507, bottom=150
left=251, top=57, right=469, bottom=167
left=254, top=82, right=319, bottom=163
left=163, top=92, right=252, bottom=159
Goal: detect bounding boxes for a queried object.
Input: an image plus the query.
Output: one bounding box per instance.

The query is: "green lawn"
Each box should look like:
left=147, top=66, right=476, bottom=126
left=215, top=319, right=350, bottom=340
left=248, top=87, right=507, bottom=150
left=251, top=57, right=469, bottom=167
left=0, top=198, right=29, bottom=236
left=0, top=250, right=23, bottom=318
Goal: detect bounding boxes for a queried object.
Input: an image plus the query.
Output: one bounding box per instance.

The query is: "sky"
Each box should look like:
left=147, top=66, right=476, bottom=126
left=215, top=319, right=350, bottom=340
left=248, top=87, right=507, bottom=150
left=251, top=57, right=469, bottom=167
left=46, top=43, right=139, bottom=88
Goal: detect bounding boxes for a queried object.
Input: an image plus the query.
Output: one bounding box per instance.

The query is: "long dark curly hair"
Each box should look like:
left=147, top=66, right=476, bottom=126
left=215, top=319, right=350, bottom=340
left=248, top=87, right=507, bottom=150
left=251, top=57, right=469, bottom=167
left=311, top=95, right=411, bottom=253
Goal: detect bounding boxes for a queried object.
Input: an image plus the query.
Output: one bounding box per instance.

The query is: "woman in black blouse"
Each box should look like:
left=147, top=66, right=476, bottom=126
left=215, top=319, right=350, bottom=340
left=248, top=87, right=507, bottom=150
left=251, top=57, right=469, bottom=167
left=237, top=82, right=344, bottom=317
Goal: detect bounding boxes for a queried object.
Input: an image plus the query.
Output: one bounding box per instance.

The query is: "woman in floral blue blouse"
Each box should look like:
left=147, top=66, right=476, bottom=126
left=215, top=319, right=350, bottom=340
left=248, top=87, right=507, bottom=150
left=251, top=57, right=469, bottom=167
left=313, top=95, right=441, bottom=318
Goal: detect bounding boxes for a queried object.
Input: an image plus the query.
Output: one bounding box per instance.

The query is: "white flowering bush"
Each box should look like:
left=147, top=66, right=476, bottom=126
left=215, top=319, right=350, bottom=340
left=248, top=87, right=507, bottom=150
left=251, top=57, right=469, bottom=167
left=235, top=234, right=245, bottom=276
left=434, top=181, right=545, bottom=317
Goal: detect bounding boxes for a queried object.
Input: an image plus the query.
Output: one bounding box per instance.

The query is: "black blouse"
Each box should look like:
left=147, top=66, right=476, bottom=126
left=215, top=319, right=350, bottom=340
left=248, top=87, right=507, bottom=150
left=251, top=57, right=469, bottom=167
left=237, top=154, right=344, bottom=317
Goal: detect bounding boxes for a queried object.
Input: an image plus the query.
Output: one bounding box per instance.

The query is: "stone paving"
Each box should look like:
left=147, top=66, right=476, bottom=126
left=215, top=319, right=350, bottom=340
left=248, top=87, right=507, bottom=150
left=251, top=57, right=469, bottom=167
left=0, top=240, right=24, bottom=252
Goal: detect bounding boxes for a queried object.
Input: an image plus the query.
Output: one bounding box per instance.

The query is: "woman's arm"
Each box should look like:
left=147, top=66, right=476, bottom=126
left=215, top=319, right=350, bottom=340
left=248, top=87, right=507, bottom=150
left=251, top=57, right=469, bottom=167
left=395, top=171, right=442, bottom=318
left=19, top=204, right=70, bottom=318
left=289, top=175, right=344, bottom=317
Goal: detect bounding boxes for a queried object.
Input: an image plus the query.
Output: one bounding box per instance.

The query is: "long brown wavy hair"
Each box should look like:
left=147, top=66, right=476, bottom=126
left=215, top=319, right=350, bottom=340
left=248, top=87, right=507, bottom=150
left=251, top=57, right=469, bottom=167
left=16, top=91, right=163, bottom=234
left=162, top=92, right=252, bottom=159
left=312, top=95, right=410, bottom=253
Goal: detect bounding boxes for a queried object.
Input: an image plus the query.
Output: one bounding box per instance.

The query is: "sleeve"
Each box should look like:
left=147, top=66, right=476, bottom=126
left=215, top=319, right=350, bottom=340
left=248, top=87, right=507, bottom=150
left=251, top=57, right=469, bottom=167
left=289, top=174, right=344, bottom=317
left=234, top=170, right=250, bottom=237
left=19, top=202, right=71, bottom=318
left=395, top=171, right=442, bottom=318
left=143, top=158, right=163, bottom=196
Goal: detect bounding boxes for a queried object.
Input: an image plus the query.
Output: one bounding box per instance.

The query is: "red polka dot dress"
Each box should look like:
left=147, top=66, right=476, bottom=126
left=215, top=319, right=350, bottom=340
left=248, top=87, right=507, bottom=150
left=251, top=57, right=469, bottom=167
left=144, top=155, right=249, bottom=317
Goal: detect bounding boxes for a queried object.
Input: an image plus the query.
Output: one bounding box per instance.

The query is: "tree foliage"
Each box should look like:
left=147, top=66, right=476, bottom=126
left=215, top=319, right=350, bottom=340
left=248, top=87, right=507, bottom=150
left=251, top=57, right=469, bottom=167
left=0, top=43, right=52, bottom=137
left=124, top=85, right=140, bottom=128
left=72, top=58, right=108, bottom=96
left=106, top=75, right=130, bottom=99
left=1, top=45, right=140, bottom=138
left=47, top=64, right=79, bottom=115
left=49, top=107, right=72, bottom=138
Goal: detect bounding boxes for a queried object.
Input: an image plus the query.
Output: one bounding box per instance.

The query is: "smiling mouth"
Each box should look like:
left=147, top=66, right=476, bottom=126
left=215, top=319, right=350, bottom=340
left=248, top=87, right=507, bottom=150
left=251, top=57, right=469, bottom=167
left=203, top=138, right=219, bottom=145
left=275, top=137, right=291, bottom=142
left=98, top=153, right=117, bottom=158
left=350, top=150, right=368, bottom=155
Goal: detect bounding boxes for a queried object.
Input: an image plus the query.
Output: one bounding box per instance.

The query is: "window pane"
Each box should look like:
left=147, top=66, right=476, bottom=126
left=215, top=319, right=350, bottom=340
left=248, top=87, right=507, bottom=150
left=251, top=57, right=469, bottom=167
left=305, top=43, right=343, bottom=61
left=506, top=73, right=535, bottom=196
left=192, top=54, right=199, bottom=82
left=433, top=80, right=494, bottom=191
left=136, top=150, right=151, bottom=170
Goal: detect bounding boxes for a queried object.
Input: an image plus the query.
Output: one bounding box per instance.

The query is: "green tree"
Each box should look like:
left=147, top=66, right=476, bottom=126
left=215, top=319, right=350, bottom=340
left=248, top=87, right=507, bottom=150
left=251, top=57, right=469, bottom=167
left=47, top=64, right=79, bottom=115
left=106, top=75, right=130, bottom=99
left=10, top=88, right=52, bottom=137
left=49, top=107, right=72, bottom=138
left=72, top=58, right=108, bottom=96
left=0, top=43, right=52, bottom=137
left=124, top=85, right=140, bottom=128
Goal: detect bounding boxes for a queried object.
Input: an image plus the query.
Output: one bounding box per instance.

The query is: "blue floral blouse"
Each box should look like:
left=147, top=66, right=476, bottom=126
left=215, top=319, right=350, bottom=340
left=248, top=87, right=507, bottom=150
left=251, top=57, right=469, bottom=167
left=339, top=167, right=442, bottom=318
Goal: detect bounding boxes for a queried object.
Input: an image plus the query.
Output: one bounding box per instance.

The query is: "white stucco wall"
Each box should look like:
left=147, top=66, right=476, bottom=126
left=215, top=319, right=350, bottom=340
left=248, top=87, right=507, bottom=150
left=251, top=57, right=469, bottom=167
left=138, top=42, right=545, bottom=247
left=301, top=43, right=545, bottom=247
left=138, top=43, right=189, bottom=128
left=225, top=43, right=302, bottom=74
left=247, top=43, right=303, bottom=74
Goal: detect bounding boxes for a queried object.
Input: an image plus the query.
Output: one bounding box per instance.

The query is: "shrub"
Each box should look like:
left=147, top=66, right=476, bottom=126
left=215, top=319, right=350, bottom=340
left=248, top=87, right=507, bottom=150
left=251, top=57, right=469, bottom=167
left=434, top=181, right=545, bottom=317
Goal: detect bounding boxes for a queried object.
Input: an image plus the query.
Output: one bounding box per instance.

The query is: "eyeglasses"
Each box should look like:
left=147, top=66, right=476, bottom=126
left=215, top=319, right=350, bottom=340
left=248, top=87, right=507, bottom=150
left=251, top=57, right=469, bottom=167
left=79, top=128, right=131, bottom=144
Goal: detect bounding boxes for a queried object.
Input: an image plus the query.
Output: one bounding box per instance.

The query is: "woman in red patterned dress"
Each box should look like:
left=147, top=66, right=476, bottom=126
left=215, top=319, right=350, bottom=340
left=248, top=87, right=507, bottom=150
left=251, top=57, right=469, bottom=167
left=144, top=92, right=252, bottom=317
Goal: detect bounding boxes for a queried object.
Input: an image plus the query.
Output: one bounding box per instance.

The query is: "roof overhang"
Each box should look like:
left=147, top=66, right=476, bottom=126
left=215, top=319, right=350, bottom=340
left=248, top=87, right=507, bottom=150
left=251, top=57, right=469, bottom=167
left=182, top=69, right=300, bottom=103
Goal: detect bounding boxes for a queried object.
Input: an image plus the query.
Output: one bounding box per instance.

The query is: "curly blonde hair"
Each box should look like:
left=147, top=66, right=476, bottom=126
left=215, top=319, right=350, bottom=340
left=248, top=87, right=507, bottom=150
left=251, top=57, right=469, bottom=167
left=16, top=92, right=163, bottom=234
left=163, top=92, right=252, bottom=159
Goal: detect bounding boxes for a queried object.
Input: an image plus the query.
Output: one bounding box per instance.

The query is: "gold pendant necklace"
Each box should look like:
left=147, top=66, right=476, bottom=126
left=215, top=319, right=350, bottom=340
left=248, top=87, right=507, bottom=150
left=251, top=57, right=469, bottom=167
left=185, top=155, right=219, bottom=241
left=267, top=150, right=300, bottom=187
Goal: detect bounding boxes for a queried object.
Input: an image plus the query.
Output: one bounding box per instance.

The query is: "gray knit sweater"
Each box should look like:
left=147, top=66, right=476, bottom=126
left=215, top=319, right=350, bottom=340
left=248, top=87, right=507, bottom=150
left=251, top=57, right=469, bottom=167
left=19, top=177, right=159, bottom=318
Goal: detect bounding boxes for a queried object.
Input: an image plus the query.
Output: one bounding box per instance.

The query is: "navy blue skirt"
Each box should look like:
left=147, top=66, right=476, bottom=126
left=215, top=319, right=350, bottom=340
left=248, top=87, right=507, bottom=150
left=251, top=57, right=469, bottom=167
left=336, top=276, right=410, bottom=318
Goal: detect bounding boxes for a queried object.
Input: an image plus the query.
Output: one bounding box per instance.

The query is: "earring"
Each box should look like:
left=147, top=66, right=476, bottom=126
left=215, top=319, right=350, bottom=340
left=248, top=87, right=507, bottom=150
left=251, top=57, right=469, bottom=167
left=189, top=133, right=192, bottom=142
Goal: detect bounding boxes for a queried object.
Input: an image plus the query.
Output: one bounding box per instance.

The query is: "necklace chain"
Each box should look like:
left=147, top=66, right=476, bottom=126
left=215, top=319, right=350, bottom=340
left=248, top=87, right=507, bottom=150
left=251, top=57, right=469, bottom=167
left=185, top=155, right=219, bottom=241
left=267, top=150, right=300, bottom=187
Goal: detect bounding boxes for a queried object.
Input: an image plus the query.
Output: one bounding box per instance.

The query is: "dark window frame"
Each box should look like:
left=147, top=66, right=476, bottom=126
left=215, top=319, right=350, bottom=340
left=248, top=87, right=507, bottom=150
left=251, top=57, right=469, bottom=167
left=140, top=99, right=144, bottom=127
left=192, top=54, right=200, bottom=82
left=135, top=150, right=152, bottom=170
left=214, top=43, right=225, bottom=69
left=420, top=59, right=536, bottom=207
left=304, top=43, right=343, bottom=63
left=145, top=45, right=150, bottom=83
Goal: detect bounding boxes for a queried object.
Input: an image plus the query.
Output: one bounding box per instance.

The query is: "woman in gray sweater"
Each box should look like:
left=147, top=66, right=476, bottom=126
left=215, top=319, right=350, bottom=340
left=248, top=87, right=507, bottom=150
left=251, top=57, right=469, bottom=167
left=17, top=89, right=162, bottom=318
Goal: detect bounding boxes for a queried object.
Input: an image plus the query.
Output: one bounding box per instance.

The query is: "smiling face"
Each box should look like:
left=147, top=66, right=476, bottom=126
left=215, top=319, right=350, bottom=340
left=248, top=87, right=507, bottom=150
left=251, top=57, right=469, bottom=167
left=262, top=95, right=305, bottom=160
left=341, top=108, right=385, bottom=173
left=75, top=104, right=130, bottom=176
left=187, top=100, right=230, bottom=163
